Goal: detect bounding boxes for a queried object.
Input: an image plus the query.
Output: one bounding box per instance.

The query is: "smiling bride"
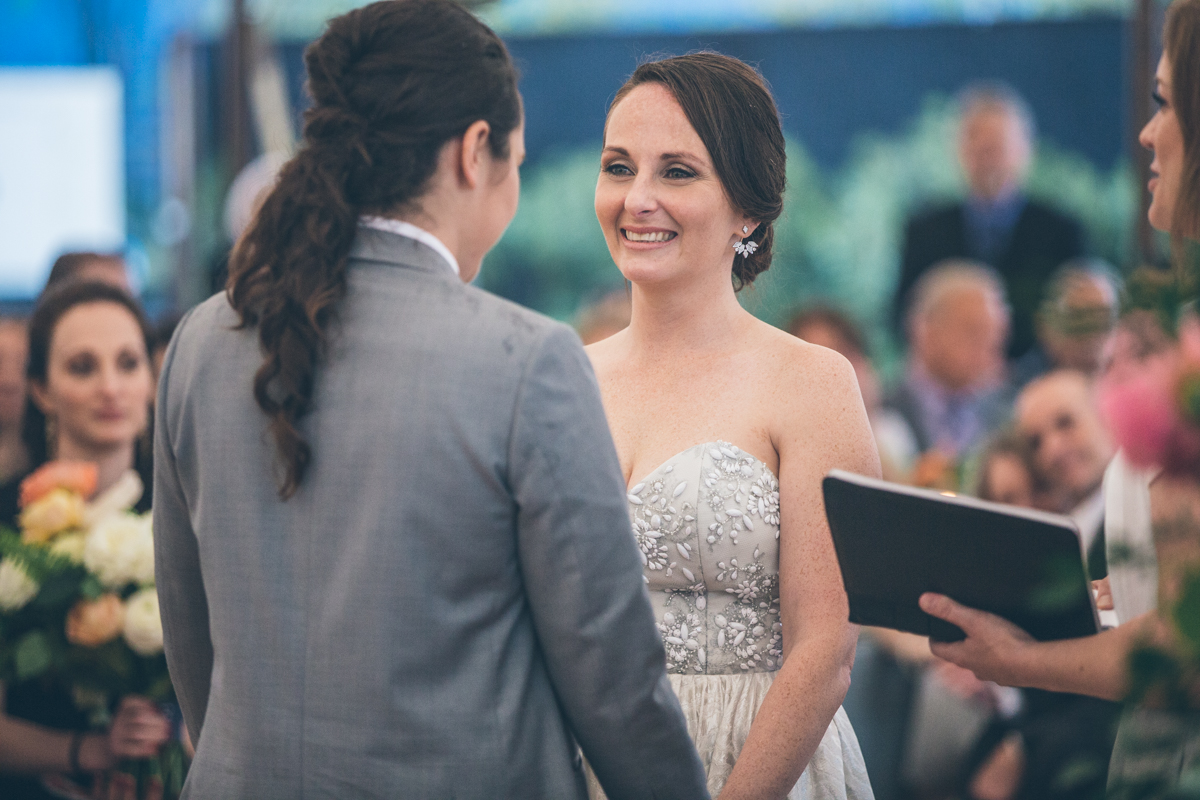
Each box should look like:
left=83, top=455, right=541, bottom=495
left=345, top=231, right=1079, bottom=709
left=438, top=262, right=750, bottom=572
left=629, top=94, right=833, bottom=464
left=585, top=53, right=880, bottom=800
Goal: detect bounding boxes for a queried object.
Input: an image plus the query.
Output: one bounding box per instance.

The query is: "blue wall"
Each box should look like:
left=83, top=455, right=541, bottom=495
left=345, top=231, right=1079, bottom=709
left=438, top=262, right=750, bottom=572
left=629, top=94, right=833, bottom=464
left=504, top=18, right=1128, bottom=170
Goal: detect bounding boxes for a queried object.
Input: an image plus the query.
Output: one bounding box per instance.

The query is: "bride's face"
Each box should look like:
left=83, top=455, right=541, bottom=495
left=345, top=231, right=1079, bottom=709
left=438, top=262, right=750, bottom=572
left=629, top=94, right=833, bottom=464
left=596, top=83, right=750, bottom=289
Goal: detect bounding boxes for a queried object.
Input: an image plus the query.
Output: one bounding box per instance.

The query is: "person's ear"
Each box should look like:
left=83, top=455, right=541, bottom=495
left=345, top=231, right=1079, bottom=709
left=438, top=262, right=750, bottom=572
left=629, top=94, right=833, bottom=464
left=457, top=120, right=493, bottom=191
left=29, top=379, right=52, bottom=416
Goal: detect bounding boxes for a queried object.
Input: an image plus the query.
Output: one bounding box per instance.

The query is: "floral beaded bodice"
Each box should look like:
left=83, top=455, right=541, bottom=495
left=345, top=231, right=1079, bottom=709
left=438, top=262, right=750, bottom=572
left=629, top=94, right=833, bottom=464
left=629, top=441, right=783, bottom=676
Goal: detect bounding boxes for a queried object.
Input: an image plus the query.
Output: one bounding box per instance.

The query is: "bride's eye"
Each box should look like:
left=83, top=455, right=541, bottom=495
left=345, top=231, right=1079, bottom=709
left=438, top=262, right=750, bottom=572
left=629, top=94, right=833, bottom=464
left=603, top=162, right=634, bottom=177
left=665, top=166, right=696, bottom=179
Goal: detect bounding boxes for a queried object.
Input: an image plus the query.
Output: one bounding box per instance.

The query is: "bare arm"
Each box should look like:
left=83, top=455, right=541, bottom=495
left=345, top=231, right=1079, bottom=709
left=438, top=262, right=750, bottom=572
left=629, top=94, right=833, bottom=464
left=0, top=698, right=168, bottom=773
left=720, top=347, right=881, bottom=800
left=919, top=592, right=1159, bottom=700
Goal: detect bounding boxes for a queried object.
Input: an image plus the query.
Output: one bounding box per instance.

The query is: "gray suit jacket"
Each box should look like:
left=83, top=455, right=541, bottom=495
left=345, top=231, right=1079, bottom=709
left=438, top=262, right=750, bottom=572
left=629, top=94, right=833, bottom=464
left=154, top=227, right=707, bottom=799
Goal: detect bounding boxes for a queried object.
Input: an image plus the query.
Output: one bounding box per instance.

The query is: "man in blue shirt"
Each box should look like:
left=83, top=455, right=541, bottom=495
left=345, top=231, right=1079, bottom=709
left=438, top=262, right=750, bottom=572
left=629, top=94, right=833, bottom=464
left=895, top=84, right=1085, bottom=358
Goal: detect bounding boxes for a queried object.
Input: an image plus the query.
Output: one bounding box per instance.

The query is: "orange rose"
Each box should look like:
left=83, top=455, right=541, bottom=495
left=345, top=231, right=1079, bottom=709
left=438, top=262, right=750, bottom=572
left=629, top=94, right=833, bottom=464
left=19, top=489, right=85, bottom=544
left=66, top=594, right=125, bottom=647
left=19, top=461, right=98, bottom=509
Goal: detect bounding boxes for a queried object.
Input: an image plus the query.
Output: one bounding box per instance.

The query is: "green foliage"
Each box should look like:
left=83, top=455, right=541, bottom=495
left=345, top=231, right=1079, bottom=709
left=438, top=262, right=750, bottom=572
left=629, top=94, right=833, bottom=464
left=1178, top=568, right=1200, bottom=657
left=14, top=630, right=51, bottom=680
left=0, top=529, right=80, bottom=584
left=483, top=96, right=1136, bottom=363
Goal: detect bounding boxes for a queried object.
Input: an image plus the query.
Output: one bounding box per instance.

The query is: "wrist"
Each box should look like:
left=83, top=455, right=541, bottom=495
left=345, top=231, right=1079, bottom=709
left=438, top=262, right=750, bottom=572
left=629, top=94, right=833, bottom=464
left=75, top=732, right=112, bottom=772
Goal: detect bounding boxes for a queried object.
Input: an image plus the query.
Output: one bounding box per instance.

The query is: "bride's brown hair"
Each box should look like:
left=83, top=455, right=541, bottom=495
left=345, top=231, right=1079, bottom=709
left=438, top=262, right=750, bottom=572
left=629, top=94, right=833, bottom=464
left=227, top=0, right=520, bottom=499
left=607, top=52, right=787, bottom=291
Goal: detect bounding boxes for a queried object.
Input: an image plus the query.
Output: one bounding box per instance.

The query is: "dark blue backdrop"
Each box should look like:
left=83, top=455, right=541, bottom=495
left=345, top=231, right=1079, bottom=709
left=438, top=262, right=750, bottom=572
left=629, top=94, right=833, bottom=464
left=502, top=18, right=1129, bottom=170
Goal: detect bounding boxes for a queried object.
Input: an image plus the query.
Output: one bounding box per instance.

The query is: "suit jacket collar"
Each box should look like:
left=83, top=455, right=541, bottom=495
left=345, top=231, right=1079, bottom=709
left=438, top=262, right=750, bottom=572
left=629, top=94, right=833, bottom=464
left=348, top=224, right=459, bottom=279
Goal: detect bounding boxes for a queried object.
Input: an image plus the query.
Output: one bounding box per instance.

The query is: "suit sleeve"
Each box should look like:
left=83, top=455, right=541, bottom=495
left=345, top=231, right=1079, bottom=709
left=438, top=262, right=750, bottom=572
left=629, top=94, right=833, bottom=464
left=507, top=324, right=709, bottom=800
left=152, top=311, right=214, bottom=746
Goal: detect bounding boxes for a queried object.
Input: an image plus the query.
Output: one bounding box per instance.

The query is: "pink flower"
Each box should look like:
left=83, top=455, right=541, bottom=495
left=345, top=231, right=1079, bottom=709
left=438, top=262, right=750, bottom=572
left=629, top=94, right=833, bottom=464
left=1099, top=354, right=1180, bottom=469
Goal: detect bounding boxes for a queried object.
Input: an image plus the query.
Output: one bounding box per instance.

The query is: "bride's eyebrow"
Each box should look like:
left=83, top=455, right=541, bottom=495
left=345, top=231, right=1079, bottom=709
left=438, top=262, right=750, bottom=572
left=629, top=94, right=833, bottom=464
left=662, top=151, right=703, bottom=163
left=602, top=146, right=631, bottom=157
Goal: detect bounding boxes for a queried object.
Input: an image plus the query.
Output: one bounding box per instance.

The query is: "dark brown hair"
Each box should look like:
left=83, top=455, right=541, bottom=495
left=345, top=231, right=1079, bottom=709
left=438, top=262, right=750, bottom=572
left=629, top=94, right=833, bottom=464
left=786, top=305, right=869, bottom=360
left=45, top=252, right=127, bottom=291
left=608, top=52, right=786, bottom=290
left=23, top=281, right=153, bottom=467
left=227, top=0, right=521, bottom=498
left=975, top=430, right=1039, bottom=504
left=1165, top=0, right=1200, bottom=246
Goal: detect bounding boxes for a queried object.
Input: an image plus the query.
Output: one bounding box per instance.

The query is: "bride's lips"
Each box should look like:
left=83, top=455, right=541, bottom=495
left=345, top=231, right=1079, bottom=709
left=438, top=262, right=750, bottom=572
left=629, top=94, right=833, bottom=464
left=620, top=226, right=678, bottom=249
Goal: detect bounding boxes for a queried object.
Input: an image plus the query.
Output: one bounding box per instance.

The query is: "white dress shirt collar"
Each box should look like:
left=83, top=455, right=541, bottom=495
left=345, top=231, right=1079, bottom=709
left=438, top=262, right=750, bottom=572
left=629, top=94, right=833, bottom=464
left=358, top=215, right=460, bottom=278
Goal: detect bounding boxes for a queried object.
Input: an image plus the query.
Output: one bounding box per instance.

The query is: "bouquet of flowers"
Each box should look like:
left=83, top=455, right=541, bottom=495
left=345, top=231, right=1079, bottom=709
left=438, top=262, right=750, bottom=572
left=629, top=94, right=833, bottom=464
left=0, top=461, right=186, bottom=799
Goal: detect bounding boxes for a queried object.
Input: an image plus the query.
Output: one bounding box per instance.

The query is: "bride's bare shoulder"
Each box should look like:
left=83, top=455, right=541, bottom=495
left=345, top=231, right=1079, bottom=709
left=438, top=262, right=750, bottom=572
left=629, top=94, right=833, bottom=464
left=583, top=329, right=629, bottom=377
left=752, top=319, right=858, bottom=393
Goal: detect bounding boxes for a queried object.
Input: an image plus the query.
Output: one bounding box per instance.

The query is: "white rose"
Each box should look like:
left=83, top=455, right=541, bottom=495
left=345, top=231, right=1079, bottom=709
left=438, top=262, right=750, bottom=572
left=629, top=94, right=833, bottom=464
left=0, top=559, right=38, bottom=611
left=122, top=587, right=163, bottom=656
left=49, top=532, right=87, bottom=564
left=84, top=513, right=154, bottom=589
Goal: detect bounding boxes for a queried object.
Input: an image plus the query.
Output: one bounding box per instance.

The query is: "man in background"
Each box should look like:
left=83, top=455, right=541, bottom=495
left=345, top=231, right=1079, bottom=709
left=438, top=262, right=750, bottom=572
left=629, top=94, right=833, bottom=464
left=895, top=83, right=1085, bottom=358
left=1009, top=260, right=1120, bottom=390
left=1015, top=369, right=1114, bottom=576
left=885, top=260, right=1010, bottom=462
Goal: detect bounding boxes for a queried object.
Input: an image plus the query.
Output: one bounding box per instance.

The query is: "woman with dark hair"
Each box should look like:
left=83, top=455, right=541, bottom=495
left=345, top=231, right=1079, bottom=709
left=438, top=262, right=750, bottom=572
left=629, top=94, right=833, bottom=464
left=153, top=1, right=706, bottom=797
left=0, top=280, right=168, bottom=799
left=586, top=53, right=878, bottom=799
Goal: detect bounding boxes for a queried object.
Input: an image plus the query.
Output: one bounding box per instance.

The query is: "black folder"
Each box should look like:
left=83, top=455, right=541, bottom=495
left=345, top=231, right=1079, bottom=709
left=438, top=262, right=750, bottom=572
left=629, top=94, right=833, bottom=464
left=823, top=469, right=1100, bottom=643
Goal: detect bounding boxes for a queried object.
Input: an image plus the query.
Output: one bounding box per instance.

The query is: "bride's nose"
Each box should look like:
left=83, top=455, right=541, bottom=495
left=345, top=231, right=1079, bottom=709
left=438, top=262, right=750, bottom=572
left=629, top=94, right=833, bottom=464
left=624, top=171, right=659, bottom=216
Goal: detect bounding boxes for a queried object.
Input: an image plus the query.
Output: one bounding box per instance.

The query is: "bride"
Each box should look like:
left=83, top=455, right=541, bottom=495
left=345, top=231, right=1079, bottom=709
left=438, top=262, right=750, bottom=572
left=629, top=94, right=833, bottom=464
left=585, top=53, right=880, bottom=799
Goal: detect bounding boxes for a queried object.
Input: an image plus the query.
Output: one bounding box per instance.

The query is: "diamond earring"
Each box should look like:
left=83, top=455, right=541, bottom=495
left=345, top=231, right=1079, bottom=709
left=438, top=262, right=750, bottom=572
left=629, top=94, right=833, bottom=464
left=733, top=238, right=758, bottom=258
left=742, top=225, right=749, bottom=234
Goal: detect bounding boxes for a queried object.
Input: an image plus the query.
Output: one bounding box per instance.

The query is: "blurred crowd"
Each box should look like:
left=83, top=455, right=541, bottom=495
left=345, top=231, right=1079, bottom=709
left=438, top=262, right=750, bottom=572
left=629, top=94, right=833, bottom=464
left=577, top=83, right=1129, bottom=800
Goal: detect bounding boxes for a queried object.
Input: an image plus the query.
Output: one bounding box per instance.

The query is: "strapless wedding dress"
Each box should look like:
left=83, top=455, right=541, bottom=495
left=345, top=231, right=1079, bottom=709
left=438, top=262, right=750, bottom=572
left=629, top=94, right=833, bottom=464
left=587, top=442, right=873, bottom=799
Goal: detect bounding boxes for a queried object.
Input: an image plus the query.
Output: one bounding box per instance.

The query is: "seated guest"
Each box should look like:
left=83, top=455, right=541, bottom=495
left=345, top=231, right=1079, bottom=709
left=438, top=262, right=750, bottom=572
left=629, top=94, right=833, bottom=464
left=895, top=83, right=1085, bottom=358
left=788, top=305, right=919, bottom=480
left=1015, top=369, right=1114, bottom=576
left=975, top=430, right=1041, bottom=508
left=885, top=260, right=1010, bottom=461
left=954, top=375, right=1119, bottom=800
left=43, top=252, right=131, bottom=294
left=574, top=289, right=631, bottom=345
left=0, top=318, right=29, bottom=483
left=0, top=281, right=167, bottom=799
left=1010, top=260, right=1121, bottom=390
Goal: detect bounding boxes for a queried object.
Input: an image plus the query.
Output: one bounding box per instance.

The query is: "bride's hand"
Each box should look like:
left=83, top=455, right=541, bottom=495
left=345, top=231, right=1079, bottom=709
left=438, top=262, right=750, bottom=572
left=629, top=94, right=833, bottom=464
left=919, top=592, right=1036, bottom=686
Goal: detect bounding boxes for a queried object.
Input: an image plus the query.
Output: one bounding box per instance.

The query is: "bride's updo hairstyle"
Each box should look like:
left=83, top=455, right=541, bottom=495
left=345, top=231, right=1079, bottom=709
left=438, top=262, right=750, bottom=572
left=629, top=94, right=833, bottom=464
left=227, top=0, right=520, bottom=499
left=608, top=52, right=786, bottom=290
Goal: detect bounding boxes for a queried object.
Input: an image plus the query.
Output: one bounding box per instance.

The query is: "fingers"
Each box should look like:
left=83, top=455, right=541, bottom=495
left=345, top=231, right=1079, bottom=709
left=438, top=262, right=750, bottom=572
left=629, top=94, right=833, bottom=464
left=1093, top=578, right=1114, bottom=611
left=919, top=592, right=974, bottom=628
left=108, top=697, right=172, bottom=759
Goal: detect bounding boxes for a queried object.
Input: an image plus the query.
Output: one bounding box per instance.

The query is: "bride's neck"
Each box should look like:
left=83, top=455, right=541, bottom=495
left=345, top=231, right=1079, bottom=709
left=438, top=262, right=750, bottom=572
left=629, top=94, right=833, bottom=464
left=625, top=267, right=750, bottom=353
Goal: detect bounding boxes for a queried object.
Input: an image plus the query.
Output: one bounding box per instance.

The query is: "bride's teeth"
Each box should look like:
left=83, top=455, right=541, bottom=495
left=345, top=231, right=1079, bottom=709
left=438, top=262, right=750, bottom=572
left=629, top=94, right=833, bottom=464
left=625, top=230, right=674, bottom=242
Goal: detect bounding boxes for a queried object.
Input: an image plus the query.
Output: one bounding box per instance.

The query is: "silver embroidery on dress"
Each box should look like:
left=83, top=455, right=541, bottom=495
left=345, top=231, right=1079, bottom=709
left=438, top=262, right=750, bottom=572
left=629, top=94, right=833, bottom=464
left=631, top=441, right=784, bottom=675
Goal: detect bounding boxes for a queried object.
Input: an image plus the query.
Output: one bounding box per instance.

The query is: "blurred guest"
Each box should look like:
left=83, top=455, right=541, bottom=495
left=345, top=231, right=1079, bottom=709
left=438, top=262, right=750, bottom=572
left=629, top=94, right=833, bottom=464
left=0, top=282, right=156, bottom=525
left=0, top=281, right=165, bottom=799
left=1010, top=259, right=1121, bottom=390
left=574, top=289, right=631, bottom=345
left=43, top=252, right=131, bottom=293
left=1015, top=369, right=1114, bottom=577
left=975, top=430, right=1040, bottom=508
left=0, top=318, right=29, bottom=483
left=885, top=260, right=1010, bottom=461
left=788, top=305, right=919, bottom=479
left=895, top=83, right=1085, bottom=358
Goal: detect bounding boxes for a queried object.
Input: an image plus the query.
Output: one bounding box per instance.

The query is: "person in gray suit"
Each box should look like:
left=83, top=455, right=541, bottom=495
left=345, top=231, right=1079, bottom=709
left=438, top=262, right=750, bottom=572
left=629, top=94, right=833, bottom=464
left=152, top=2, right=708, bottom=798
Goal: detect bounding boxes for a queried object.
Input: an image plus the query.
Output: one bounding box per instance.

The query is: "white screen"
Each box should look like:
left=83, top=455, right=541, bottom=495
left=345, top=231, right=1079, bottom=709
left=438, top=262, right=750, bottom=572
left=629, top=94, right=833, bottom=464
left=0, top=68, right=125, bottom=298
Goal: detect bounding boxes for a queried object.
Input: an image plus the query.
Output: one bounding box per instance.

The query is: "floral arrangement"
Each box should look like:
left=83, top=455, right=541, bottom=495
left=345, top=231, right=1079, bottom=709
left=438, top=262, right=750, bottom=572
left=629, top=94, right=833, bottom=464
left=1098, top=313, right=1200, bottom=477
left=0, top=461, right=185, bottom=798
